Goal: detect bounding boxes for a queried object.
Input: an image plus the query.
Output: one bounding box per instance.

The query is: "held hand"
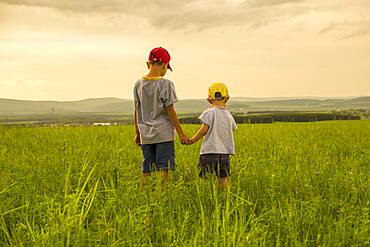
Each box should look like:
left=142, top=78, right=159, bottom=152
left=134, top=134, right=141, bottom=146
left=179, top=133, right=191, bottom=145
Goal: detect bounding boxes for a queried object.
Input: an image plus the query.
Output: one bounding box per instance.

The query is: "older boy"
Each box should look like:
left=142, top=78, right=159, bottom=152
left=190, top=82, right=237, bottom=187
left=133, top=47, right=190, bottom=180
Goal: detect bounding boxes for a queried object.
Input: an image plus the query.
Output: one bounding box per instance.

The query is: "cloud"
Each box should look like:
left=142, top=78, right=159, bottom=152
left=319, top=20, right=370, bottom=39
left=318, top=21, right=355, bottom=35
left=0, top=0, right=309, bottom=30
left=340, top=21, right=370, bottom=39
left=318, top=22, right=337, bottom=35
left=247, top=0, right=304, bottom=7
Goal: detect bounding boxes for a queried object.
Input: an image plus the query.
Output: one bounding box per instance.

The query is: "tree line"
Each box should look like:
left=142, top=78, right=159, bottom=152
left=180, top=113, right=361, bottom=124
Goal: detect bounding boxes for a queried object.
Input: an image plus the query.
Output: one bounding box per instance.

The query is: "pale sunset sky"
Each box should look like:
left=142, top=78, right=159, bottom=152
left=0, top=0, right=369, bottom=100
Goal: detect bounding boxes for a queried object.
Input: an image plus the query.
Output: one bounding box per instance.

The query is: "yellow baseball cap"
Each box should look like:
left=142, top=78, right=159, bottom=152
left=208, top=82, right=229, bottom=99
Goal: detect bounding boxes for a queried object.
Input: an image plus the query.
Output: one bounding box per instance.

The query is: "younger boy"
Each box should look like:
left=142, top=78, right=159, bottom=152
left=190, top=82, right=237, bottom=187
left=133, top=47, right=190, bottom=181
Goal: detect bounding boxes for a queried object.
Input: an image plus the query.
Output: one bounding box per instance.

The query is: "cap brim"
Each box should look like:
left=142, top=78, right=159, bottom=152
left=168, top=63, right=173, bottom=72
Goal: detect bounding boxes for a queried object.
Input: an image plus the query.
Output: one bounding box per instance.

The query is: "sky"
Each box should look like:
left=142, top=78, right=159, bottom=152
left=0, top=0, right=369, bottom=101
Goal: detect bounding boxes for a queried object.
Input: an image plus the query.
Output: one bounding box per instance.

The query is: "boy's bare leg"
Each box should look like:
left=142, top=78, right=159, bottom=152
left=218, top=177, right=229, bottom=188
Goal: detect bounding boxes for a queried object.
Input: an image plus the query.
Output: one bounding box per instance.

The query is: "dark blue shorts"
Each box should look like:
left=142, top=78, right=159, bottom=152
left=141, top=141, right=175, bottom=173
left=198, top=154, right=230, bottom=178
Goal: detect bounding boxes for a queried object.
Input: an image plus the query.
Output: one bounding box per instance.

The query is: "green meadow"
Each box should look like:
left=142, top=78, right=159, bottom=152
left=0, top=121, right=369, bottom=246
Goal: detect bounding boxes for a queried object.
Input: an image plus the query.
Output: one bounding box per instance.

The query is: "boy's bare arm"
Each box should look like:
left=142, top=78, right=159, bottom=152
left=134, top=109, right=141, bottom=146
left=165, top=104, right=190, bottom=144
left=191, top=123, right=209, bottom=144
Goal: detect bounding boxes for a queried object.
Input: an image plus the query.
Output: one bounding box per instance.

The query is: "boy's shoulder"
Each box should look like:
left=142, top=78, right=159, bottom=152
left=135, top=77, right=174, bottom=87
left=201, top=107, right=232, bottom=114
left=141, top=77, right=173, bottom=83
left=200, top=107, right=216, bottom=116
left=200, top=108, right=235, bottom=122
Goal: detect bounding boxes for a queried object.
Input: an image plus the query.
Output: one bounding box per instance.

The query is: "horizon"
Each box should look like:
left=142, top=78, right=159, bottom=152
left=1, top=95, right=370, bottom=102
left=1, top=1, right=370, bottom=100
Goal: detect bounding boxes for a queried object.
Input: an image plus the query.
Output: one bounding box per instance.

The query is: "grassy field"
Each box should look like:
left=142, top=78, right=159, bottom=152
left=0, top=121, right=369, bottom=246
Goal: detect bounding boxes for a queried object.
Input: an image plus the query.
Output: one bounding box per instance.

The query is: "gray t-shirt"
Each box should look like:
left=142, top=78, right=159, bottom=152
left=133, top=77, right=178, bottom=144
left=199, top=107, right=237, bottom=155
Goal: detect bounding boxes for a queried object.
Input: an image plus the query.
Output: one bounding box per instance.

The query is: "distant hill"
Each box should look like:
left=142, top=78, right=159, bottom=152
left=0, top=97, right=131, bottom=115
left=0, top=96, right=369, bottom=115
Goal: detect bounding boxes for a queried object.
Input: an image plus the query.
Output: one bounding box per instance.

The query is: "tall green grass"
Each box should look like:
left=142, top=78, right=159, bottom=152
left=0, top=121, right=369, bottom=246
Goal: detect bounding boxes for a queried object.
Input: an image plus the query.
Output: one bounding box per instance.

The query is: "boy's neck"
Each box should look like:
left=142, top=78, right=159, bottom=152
left=212, top=101, right=226, bottom=109
left=145, top=72, right=162, bottom=78
left=145, top=66, right=164, bottom=78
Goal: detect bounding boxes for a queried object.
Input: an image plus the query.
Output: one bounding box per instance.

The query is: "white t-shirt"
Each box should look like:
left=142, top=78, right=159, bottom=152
left=199, top=107, right=237, bottom=155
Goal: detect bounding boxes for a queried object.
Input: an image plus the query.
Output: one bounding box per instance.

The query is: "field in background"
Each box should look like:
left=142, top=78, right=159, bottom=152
left=0, top=110, right=367, bottom=127
left=1, top=96, right=368, bottom=126
left=0, top=121, right=369, bottom=245
left=1, top=96, right=369, bottom=115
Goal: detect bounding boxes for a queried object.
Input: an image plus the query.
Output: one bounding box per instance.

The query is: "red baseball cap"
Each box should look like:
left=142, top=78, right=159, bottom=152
left=148, top=47, right=172, bottom=71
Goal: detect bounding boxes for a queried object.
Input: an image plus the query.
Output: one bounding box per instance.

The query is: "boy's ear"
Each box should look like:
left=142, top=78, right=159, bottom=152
left=224, top=97, right=229, bottom=104
left=207, top=98, right=213, bottom=104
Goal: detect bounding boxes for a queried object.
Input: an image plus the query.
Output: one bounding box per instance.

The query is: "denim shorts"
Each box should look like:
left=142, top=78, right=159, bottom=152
left=141, top=141, right=175, bottom=173
left=198, top=154, right=230, bottom=178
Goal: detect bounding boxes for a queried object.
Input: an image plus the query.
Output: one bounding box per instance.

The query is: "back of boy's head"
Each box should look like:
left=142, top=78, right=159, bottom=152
left=208, top=82, right=229, bottom=100
left=148, top=47, right=173, bottom=71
